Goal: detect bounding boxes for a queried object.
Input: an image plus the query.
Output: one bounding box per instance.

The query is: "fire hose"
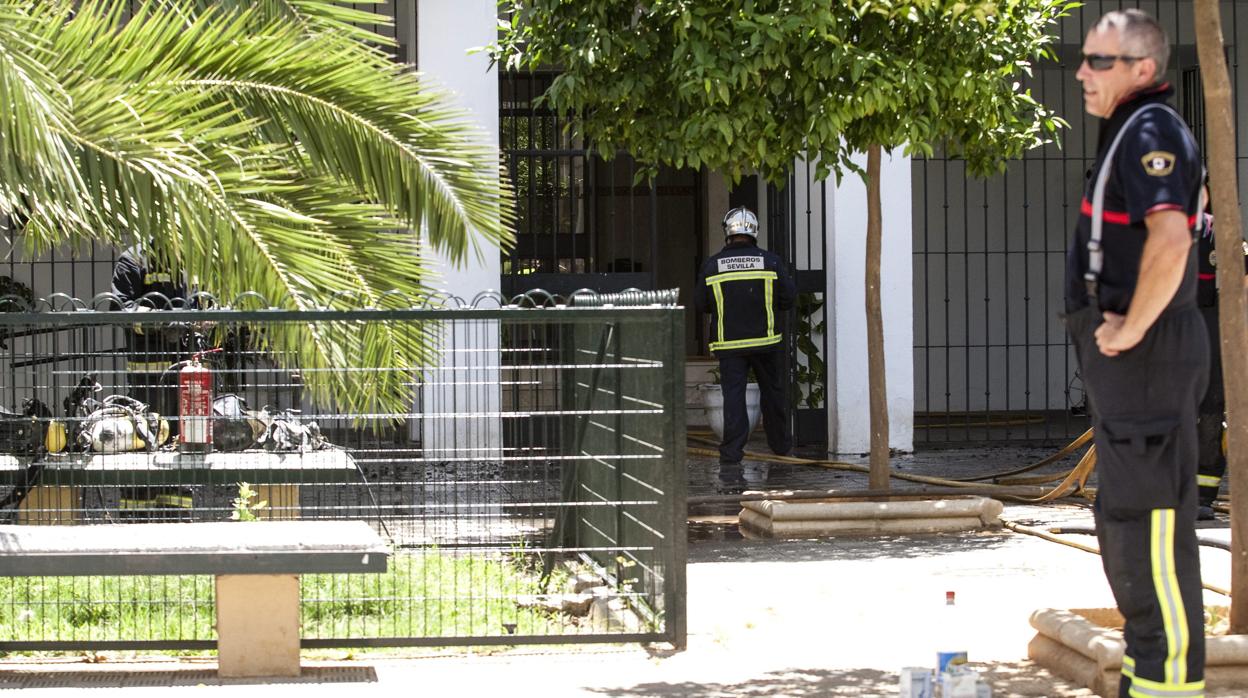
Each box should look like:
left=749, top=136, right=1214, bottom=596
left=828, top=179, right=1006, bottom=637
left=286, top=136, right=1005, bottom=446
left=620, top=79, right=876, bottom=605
left=686, top=430, right=1098, bottom=505
left=686, top=430, right=1232, bottom=596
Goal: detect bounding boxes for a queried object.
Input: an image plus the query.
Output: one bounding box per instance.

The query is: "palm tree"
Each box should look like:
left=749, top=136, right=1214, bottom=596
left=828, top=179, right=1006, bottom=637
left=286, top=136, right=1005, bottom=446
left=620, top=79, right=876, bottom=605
left=0, top=0, right=513, bottom=416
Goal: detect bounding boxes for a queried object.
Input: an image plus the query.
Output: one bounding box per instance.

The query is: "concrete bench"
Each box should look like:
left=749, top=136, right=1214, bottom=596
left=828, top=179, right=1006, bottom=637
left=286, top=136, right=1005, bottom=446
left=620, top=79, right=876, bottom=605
left=0, top=520, right=388, bottom=677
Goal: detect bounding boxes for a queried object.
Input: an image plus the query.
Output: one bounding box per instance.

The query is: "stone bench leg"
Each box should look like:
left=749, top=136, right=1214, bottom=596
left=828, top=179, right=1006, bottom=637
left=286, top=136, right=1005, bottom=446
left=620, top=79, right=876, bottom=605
left=18, top=486, right=79, bottom=525
left=215, top=574, right=301, bottom=678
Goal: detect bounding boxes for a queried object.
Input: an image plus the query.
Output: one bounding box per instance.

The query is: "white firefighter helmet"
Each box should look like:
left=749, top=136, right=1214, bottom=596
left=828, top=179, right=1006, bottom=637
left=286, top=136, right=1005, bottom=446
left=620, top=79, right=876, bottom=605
left=722, top=207, right=759, bottom=240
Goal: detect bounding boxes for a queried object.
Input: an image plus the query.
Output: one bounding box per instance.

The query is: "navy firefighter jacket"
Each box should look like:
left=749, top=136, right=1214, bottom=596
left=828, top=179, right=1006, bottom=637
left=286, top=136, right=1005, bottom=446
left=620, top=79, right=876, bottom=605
left=1196, top=213, right=1248, bottom=308
left=695, top=240, right=797, bottom=357
left=1064, top=83, right=1203, bottom=316
left=111, top=245, right=190, bottom=372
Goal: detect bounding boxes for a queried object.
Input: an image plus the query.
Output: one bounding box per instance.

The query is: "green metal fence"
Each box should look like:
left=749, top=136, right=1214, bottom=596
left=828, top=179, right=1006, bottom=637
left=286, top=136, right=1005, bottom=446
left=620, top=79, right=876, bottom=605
left=0, top=290, right=686, bottom=651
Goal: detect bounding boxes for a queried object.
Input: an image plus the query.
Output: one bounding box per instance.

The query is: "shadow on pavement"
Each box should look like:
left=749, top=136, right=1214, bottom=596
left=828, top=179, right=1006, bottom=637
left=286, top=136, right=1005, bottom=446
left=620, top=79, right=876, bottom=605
left=688, top=529, right=1017, bottom=564
left=586, top=661, right=1093, bottom=697
left=0, top=664, right=378, bottom=689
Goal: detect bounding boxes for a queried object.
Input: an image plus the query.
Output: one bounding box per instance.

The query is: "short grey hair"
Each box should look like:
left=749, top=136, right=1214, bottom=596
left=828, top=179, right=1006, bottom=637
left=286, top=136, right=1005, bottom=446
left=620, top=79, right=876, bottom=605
left=1093, top=9, right=1170, bottom=79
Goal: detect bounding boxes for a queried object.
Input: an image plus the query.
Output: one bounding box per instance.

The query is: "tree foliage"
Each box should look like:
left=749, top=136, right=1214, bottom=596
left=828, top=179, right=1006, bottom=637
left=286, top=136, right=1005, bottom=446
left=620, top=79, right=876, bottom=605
left=493, top=0, right=1073, bottom=183
left=0, top=0, right=514, bottom=416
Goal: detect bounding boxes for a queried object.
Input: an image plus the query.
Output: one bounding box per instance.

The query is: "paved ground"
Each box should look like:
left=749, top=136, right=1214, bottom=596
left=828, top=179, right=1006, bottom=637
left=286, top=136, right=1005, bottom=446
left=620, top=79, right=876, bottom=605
left=0, top=439, right=1236, bottom=696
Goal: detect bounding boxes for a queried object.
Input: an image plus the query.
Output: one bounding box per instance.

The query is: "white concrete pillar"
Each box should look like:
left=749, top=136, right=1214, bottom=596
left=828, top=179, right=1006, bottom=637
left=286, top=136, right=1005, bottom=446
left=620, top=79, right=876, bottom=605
left=416, top=0, right=503, bottom=457
left=827, top=150, right=914, bottom=454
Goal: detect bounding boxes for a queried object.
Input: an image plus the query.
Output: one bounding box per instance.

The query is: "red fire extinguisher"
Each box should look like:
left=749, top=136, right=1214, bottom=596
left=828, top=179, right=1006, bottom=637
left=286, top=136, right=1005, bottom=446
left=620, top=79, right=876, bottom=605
left=179, top=353, right=213, bottom=453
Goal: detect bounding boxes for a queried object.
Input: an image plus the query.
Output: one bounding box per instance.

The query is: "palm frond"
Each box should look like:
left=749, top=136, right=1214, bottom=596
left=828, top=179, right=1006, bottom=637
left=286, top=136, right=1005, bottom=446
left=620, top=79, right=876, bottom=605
left=0, top=2, right=98, bottom=241
left=0, top=0, right=517, bottom=417
left=206, top=0, right=397, bottom=47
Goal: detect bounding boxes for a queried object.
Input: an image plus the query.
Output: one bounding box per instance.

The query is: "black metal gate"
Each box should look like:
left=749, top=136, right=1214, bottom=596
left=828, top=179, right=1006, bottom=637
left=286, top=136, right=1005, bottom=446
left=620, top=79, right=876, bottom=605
left=912, top=0, right=1240, bottom=446
left=498, top=71, right=707, bottom=354
left=767, top=163, right=829, bottom=447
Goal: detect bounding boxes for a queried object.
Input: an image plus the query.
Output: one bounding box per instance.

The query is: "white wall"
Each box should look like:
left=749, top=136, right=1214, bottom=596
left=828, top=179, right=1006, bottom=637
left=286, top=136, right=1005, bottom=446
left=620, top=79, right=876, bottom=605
left=416, top=0, right=502, bottom=299
left=416, top=0, right=504, bottom=456
left=828, top=150, right=914, bottom=454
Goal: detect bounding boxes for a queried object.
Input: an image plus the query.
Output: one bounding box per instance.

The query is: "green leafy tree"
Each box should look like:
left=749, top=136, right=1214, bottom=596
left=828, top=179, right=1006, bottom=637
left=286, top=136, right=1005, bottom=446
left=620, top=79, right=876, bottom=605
left=0, top=0, right=513, bottom=416
left=494, top=0, right=1069, bottom=486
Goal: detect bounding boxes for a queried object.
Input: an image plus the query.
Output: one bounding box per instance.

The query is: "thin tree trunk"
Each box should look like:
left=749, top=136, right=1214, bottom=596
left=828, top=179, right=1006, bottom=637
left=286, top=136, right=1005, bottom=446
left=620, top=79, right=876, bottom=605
left=1194, top=0, right=1248, bottom=633
left=866, top=144, right=890, bottom=490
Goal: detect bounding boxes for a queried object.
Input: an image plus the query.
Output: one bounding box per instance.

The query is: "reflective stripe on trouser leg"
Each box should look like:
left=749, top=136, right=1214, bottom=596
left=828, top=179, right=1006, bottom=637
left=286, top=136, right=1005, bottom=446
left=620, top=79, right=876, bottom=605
left=1196, top=473, right=1221, bottom=505
left=1152, top=509, right=1190, bottom=687
left=1117, top=509, right=1204, bottom=698
left=1122, top=657, right=1204, bottom=698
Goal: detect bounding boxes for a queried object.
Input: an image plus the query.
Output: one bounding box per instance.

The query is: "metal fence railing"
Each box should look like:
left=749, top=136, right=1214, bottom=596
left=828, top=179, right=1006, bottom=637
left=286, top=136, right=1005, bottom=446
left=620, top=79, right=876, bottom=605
left=0, top=290, right=686, bottom=650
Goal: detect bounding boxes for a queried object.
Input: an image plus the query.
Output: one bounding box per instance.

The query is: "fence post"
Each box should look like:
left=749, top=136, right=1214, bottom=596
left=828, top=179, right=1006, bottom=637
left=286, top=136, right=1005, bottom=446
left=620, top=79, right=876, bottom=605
left=665, top=308, right=688, bottom=649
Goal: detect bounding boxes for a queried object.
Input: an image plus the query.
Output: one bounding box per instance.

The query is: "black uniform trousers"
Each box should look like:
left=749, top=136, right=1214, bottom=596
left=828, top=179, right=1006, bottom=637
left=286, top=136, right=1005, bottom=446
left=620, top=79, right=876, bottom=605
left=1196, top=304, right=1226, bottom=506
left=1067, top=304, right=1209, bottom=698
left=717, top=350, right=791, bottom=465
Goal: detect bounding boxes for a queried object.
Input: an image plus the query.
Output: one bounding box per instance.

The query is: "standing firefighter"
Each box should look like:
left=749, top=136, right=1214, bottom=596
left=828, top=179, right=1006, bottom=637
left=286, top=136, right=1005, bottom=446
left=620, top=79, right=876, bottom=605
left=695, top=206, right=796, bottom=488
left=1194, top=205, right=1248, bottom=520
left=1065, top=10, right=1208, bottom=696
left=111, top=242, right=187, bottom=426
left=111, top=243, right=194, bottom=517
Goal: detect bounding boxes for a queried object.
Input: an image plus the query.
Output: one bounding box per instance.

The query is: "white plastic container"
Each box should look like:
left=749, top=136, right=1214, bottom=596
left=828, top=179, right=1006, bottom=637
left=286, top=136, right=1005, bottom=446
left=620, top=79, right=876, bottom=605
left=898, top=667, right=933, bottom=698
left=939, top=668, right=979, bottom=698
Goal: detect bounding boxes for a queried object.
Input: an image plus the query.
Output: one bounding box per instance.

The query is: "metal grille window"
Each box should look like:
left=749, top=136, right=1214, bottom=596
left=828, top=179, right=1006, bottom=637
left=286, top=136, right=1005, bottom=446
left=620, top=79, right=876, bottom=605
left=500, top=72, right=598, bottom=290
left=499, top=71, right=675, bottom=298
left=499, top=72, right=707, bottom=354
left=766, top=162, right=829, bottom=446
left=912, top=0, right=1241, bottom=446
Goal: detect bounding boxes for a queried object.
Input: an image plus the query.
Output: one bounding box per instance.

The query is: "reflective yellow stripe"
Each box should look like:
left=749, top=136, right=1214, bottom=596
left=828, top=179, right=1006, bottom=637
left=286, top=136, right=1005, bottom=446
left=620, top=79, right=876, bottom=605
left=712, top=282, right=726, bottom=346
left=1123, top=633, right=1205, bottom=697
left=764, top=275, right=775, bottom=338
left=154, top=494, right=193, bottom=508
left=706, top=270, right=779, bottom=352
left=706, top=270, right=778, bottom=285
left=127, top=360, right=171, bottom=372
left=119, top=499, right=158, bottom=510
left=1127, top=674, right=1204, bottom=697
left=1197, top=474, right=1221, bottom=488
left=1151, top=509, right=1190, bottom=687
left=710, top=334, right=783, bottom=352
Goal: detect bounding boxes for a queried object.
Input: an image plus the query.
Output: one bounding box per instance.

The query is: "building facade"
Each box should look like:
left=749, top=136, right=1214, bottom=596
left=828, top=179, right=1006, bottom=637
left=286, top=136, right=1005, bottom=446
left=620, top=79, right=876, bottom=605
left=5, top=0, right=1246, bottom=454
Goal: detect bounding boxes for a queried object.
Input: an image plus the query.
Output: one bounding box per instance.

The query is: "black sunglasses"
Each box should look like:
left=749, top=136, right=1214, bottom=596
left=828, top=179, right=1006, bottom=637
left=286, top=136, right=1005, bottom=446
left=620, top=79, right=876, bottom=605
left=1080, top=52, right=1143, bottom=71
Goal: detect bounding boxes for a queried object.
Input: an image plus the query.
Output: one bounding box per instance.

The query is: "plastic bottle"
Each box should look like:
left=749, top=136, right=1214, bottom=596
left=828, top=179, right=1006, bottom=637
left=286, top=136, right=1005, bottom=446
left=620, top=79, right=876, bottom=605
left=936, top=590, right=969, bottom=675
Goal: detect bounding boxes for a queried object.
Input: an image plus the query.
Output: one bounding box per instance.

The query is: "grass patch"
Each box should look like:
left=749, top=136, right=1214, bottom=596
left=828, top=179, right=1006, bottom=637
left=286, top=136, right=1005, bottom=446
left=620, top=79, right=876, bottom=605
left=0, top=549, right=578, bottom=647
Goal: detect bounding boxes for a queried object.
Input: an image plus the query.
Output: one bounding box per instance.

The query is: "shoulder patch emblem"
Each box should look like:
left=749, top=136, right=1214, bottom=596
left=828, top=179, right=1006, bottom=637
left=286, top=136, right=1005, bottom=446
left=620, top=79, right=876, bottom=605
left=1209, top=241, right=1248, bottom=268
left=1140, top=151, right=1176, bottom=177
